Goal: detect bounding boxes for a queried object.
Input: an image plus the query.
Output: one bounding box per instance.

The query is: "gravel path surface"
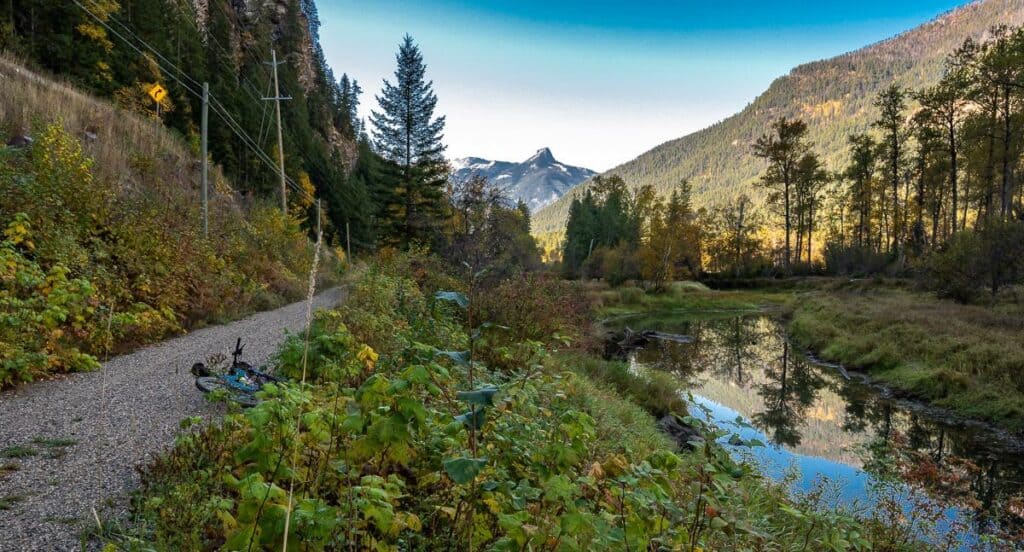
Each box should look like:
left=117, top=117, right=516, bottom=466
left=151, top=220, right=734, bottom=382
left=0, top=288, right=343, bottom=551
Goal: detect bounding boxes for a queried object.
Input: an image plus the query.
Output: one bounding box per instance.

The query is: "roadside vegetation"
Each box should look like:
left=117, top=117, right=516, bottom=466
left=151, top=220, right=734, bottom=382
left=0, top=61, right=335, bottom=388
left=113, top=250, right=920, bottom=551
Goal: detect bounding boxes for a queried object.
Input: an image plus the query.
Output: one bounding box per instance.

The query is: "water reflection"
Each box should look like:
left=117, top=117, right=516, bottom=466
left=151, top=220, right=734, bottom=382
left=615, top=313, right=1024, bottom=545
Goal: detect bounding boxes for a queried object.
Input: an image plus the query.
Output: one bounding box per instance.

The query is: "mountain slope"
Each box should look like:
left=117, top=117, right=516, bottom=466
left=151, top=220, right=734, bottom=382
left=533, top=0, right=1024, bottom=235
left=0, top=0, right=373, bottom=243
left=451, top=148, right=596, bottom=212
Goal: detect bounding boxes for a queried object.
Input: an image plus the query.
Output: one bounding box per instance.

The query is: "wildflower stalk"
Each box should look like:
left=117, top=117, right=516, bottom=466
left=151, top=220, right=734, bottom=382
left=281, top=230, right=322, bottom=551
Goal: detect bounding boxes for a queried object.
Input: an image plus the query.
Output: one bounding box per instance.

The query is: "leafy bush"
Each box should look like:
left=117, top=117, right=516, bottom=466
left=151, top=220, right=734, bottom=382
left=0, top=215, right=99, bottom=386
left=124, top=252, right=887, bottom=552
left=823, top=242, right=892, bottom=276
left=925, top=222, right=1024, bottom=303
left=924, top=230, right=987, bottom=303
left=0, top=123, right=330, bottom=388
left=472, top=271, right=593, bottom=345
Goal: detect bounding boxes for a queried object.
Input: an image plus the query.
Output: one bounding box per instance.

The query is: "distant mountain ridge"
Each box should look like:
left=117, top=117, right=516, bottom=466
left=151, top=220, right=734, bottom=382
left=451, top=148, right=597, bottom=212
left=533, top=0, right=1024, bottom=235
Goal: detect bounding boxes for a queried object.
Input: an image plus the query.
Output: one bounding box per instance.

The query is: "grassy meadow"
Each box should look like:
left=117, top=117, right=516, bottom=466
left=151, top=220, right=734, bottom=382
left=787, top=282, right=1024, bottom=432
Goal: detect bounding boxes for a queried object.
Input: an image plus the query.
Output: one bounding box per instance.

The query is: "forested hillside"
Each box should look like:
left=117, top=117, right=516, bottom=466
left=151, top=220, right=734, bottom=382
left=533, top=0, right=1024, bottom=235
left=0, top=0, right=376, bottom=245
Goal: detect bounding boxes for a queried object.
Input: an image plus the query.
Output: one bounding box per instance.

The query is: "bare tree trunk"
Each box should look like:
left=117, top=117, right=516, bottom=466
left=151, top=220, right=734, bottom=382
left=784, top=179, right=792, bottom=271
left=948, top=113, right=959, bottom=232
left=1001, top=87, right=1013, bottom=219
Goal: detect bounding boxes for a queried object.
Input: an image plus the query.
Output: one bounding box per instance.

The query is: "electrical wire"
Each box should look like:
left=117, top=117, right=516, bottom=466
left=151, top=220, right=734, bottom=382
left=72, top=0, right=316, bottom=204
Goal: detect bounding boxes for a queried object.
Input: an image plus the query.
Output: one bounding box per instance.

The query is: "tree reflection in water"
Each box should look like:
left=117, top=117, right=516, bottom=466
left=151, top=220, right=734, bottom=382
left=619, top=313, right=1024, bottom=542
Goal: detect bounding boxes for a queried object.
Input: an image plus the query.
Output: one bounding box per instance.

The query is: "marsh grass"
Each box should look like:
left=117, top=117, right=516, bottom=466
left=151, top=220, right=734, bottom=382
left=598, top=280, right=786, bottom=318
left=557, top=352, right=688, bottom=418
left=563, top=369, right=675, bottom=458
left=788, top=287, right=1024, bottom=430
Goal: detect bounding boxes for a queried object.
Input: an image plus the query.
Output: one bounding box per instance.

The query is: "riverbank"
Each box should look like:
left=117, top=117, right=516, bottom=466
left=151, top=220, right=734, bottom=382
left=107, top=257, right=909, bottom=551
left=602, top=279, right=1024, bottom=434
left=786, top=283, right=1024, bottom=433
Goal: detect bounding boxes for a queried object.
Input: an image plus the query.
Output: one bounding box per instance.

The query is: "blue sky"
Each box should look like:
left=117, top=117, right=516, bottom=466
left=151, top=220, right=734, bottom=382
left=318, top=0, right=965, bottom=171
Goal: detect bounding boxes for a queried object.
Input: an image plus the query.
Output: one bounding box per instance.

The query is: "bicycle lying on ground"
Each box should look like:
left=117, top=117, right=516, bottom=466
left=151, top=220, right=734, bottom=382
left=190, top=338, right=283, bottom=407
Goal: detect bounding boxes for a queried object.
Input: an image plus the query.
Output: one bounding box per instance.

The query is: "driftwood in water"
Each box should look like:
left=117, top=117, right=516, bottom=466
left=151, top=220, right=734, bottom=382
left=604, top=327, right=693, bottom=359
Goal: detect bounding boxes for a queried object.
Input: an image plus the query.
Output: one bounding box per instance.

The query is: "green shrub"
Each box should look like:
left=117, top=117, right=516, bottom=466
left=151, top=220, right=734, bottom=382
left=0, top=123, right=329, bottom=388
left=0, top=215, right=99, bottom=385
left=473, top=271, right=593, bottom=344
left=125, top=252, right=884, bottom=552
left=617, top=285, right=645, bottom=305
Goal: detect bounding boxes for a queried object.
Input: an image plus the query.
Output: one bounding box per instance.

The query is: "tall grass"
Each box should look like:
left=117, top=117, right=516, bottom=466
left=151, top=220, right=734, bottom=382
left=788, top=287, right=1024, bottom=430
left=0, top=56, right=206, bottom=194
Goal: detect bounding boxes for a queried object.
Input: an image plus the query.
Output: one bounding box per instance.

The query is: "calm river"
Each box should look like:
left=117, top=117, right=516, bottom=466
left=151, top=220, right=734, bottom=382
left=610, top=312, right=1024, bottom=549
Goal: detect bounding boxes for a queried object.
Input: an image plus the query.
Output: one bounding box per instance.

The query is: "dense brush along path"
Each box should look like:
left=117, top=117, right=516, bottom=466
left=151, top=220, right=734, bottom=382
left=0, top=288, right=343, bottom=551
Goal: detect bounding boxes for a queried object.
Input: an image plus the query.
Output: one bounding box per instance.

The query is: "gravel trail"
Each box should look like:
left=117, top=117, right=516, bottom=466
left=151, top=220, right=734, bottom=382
left=0, top=288, right=343, bottom=551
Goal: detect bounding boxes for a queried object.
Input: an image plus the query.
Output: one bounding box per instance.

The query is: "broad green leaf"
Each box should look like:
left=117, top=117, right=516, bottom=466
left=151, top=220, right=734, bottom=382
left=455, top=408, right=486, bottom=430
left=434, top=291, right=469, bottom=309
left=456, top=385, right=499, bottom=406
left=443, top=456, right=487, bottom=484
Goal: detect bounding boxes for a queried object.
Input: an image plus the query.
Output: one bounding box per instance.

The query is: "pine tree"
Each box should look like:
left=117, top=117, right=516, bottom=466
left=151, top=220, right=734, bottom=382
left=337, top=74, right=362, bottom=139
left=10, top=0, right=122, bottom=92
left=562, top=192, right=598, bottom=277
left=844, top=134, right=877, bottom=249
left=873, top=84, right=908, bottom=252
left=370, top=34, right=448, bottom=247
left=753, top=117, right=810, bottom=269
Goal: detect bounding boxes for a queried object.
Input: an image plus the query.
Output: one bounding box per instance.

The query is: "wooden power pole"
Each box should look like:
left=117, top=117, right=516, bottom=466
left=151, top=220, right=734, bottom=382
left=201, top=82, right=209, bottom=238
left=264, top=49, right=291, bottom=214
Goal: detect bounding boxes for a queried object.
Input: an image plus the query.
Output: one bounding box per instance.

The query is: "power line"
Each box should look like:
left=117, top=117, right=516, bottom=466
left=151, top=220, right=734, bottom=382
left=72, top=0, right=201, bottom=99
left=97, top=3, right=204, bottom=92
left=72, top=0, right=316, bottom=204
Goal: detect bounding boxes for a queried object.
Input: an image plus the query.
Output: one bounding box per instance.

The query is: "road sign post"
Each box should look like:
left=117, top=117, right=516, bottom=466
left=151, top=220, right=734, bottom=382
left=148, top=83, right=167, bottom=118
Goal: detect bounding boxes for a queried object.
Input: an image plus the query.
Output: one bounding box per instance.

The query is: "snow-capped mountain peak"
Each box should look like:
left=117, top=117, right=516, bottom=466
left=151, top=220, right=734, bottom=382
left=449, top=149, right=595, bottom=212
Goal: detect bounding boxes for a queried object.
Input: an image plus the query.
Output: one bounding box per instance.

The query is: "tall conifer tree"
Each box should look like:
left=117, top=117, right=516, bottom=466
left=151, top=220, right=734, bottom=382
left=371, top=34, right=448, bottom=247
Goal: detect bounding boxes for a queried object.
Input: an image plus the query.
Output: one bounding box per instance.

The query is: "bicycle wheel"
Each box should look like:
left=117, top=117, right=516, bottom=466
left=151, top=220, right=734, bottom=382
left=195, top=376, right=259, bottom=407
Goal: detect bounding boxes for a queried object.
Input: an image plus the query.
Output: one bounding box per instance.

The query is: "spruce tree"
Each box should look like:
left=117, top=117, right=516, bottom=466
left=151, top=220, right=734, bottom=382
left=371, top=34, right=448, bottom=247
left=562, top=192, right=598, bottom=277
left=337, top=74, right=362, bottom=139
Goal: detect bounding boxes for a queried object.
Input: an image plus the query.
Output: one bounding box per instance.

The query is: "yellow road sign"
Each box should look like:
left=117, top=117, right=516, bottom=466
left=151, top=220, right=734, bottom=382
left=148, top=84, right=167, bottom=103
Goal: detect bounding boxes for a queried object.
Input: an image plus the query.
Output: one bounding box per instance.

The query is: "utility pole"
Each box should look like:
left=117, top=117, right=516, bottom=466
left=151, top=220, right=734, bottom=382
left=316, top=199, right=321, bottom=236
left=346, top=221, right=351, bottom=261
left=201, top=82, right=209, bottom=238
left=264, top=49, right=292, bottom=214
